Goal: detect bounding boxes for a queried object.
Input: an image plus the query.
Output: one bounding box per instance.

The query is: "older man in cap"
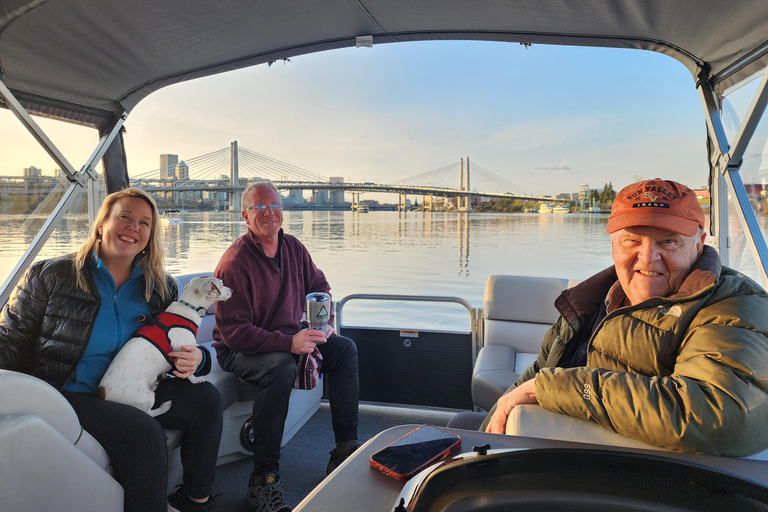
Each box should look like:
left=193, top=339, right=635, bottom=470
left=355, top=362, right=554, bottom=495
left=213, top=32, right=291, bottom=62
left=455, top=178, right=768, bottom=457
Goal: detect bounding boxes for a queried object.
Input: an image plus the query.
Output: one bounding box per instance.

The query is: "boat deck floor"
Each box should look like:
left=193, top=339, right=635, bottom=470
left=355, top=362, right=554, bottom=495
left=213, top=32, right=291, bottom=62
left=213, top=402, right=457, bottom=510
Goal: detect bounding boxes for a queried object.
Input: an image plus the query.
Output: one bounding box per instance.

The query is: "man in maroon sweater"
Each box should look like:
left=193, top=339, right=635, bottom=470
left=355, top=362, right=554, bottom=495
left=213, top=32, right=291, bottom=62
left=213, top=181, right=359, bottom=512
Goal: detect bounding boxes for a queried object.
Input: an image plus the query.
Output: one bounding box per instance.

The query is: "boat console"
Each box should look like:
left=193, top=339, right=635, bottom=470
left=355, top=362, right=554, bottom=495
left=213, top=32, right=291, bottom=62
left=294, top=424, right=768, bottom=512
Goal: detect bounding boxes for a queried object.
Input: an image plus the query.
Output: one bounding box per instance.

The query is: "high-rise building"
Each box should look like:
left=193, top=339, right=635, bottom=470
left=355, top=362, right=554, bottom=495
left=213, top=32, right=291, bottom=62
left=329, top=176, right=345, bottom=205
left=160, top=154, right=178, bottom=180
left=578, top=184, right=590, bottom=203
left=176, top=161, right=189, bottom=180
left=23, top=166, right=42, bottom=178
left=312, top=189, right=330, bottom=204
left=286, top=189, right=304, bottom=203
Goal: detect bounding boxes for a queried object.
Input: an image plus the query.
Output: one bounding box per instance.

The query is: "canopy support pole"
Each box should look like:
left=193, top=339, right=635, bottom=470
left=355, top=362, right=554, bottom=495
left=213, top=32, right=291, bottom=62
left=0, top=81, right=127, bottom=306
left=699, top=73, right=768, bottom=288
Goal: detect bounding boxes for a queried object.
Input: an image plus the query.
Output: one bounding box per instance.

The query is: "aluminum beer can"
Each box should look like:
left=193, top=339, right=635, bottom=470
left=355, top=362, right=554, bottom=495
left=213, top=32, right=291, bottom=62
left=306, top=292, right=331, bottom=331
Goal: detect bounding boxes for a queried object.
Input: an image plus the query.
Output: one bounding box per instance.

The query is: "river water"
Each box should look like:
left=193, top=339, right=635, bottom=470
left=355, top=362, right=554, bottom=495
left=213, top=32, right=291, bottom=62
left=2, top=211, right=614, bottom=330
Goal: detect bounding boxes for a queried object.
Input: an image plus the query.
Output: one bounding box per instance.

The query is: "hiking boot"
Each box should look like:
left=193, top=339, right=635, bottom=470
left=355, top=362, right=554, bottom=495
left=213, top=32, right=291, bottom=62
left=167, top=486, right=218, bottom=512
left=326, top=443, right=360, bottom=475
left=247, top=471, right=290, bottom=512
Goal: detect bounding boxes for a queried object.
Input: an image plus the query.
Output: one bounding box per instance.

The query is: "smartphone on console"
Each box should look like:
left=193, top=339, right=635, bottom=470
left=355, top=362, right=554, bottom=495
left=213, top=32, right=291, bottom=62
left=369, top=424, right=461, bottom=482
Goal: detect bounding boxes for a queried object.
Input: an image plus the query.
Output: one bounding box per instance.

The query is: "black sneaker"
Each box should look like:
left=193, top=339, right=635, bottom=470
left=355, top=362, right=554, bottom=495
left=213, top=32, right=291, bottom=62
left=326, top=444, right=360, bottom=475
left=167, top=486, right=218, bottom=512
left=247, top=471, right=290, bottom=512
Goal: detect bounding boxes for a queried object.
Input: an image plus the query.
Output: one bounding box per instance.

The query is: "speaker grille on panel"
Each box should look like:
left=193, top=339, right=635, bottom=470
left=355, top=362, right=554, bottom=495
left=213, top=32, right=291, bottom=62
left=340, top=327, right=473, bottom=410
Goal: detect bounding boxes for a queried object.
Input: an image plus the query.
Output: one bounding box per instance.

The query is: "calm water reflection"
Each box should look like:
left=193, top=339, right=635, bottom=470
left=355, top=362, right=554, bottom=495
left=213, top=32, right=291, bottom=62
left=2, top=211, right=615, bottom=330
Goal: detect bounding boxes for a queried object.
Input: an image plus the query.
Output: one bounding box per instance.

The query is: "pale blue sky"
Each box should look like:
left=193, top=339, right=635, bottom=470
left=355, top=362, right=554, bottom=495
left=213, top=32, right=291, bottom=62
left=0, top=40, right=709, bottom=196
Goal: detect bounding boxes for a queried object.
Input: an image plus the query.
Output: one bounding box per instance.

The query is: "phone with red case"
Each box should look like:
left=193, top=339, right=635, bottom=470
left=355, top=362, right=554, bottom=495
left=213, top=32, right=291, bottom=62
left=369, top=424, right=461, bottom=482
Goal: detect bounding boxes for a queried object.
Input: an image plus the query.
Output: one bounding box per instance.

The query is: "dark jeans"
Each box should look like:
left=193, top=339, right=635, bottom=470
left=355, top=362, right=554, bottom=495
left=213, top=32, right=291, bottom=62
left=63, top=378, right=223, bottom=512
left=218, top=334, right=359, bottom=476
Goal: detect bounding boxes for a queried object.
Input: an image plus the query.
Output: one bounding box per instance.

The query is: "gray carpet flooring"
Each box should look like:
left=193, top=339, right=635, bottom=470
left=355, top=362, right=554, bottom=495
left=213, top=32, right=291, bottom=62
left=211, top=403, right=457, bottom=510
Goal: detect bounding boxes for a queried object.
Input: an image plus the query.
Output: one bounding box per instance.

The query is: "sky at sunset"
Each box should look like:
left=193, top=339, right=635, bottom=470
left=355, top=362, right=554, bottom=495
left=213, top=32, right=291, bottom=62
left=0, top=40, right=710, bottom=196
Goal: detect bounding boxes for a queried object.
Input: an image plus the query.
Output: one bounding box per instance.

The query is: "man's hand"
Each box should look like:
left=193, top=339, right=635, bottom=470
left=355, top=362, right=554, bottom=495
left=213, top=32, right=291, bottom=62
left=292, top=329, right=326, bottom=354
left=324, top=323, right=336, bottom=339
left=170, top=345, right=204, bottom=379
left=485, top=378, right=539, bottom=434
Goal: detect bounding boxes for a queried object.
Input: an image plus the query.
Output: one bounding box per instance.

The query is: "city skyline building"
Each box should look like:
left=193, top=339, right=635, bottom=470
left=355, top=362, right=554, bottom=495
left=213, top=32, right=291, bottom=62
left=159, top=154, right=178, bottom=180
left=176, top=160, right=189, bottom=180
left=23, top=166, right=41, bottom=178
left=329, top=176, right=345, bottom=205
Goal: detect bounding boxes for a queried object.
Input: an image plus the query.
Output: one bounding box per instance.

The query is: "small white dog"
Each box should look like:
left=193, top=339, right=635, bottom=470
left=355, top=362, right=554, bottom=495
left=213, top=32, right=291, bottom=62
left=97, top=276, right=232, bottom=417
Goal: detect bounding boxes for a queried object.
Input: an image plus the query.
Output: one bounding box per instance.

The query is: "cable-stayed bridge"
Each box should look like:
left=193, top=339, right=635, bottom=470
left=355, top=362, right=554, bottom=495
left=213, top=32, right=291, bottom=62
left=129, top=142, right=563, bottom=210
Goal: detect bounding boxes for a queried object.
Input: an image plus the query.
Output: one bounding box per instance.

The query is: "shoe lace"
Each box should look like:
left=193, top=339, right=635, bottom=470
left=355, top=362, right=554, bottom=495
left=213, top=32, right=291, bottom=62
left=266, top=481, right=288, bottom=510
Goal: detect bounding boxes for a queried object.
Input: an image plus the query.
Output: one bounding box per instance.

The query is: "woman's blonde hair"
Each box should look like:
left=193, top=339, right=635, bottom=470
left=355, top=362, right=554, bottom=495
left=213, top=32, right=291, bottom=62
left=74, top=187, right=168, bottom=302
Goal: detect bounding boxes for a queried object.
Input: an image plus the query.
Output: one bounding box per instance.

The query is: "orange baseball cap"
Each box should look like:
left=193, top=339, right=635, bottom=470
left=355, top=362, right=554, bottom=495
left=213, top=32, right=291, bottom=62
left=606, top=178, right=705, bottom=236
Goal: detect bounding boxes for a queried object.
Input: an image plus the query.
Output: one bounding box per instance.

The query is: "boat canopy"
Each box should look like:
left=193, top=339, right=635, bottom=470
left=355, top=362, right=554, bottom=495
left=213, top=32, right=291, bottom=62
left=2, top=0, right=768, bottom=305
left=2, top=0, right=768, bottom=129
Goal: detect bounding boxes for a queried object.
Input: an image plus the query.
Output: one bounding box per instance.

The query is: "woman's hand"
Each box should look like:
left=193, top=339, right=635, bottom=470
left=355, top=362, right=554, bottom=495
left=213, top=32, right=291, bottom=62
left=170, top=345, right=204, bottom=379
left=485, top=378, right=539, bottom=434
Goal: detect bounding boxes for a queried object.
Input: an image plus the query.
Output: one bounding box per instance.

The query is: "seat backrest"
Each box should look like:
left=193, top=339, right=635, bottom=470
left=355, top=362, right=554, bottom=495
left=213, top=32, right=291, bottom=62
left=482, top=275, right=572, bottom=355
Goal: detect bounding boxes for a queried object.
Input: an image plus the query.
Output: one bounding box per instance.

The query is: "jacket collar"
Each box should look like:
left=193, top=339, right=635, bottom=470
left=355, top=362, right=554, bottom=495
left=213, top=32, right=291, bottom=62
left=247, top=228, right=284, bottom=258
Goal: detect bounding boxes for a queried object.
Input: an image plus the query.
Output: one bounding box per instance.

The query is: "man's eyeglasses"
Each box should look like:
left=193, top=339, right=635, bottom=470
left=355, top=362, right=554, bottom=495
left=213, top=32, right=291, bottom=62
left=245, top=203, right=283, bottom=213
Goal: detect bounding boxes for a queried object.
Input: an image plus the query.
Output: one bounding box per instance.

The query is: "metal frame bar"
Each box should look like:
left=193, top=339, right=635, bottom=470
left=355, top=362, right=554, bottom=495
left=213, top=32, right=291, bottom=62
left=0, top=80, right=82, bottom=185
left=728, top=70, right=768, bottom=166
left=698, top=75, right=768, bottom=288
left=723, top=169, right=768, bottom=288
left=699, top=82, right=731, bottom=261
left=0, top=84, right=127, bottom=306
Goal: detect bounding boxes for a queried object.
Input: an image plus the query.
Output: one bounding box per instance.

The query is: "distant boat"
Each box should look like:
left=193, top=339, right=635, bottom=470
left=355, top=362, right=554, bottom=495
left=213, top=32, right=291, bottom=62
left=161, top=211, right=182, bottom=225
left=552, top=205, right=570, bottom=213
left=356, top=204, right=369, bottom=213
left=538, top=203, right=553, bottom=213
left=587, top=206, right=602, bottom=213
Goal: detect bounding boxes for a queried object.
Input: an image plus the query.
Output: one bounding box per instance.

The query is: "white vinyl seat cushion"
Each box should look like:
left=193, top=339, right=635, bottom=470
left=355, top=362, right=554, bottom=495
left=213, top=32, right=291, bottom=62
left=506, top=404, right=663, bottom=451
left=472, top=275, right=572, bottom=411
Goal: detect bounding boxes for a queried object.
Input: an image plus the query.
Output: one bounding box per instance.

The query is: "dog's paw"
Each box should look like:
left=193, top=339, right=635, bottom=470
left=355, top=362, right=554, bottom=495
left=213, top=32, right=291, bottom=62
left=187, top=375, right=206, bottom=384
left=147, top=400, right=172, bottom=417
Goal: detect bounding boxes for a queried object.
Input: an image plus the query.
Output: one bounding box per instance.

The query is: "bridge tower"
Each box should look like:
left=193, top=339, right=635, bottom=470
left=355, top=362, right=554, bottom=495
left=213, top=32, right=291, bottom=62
left=458, top=157, right=471, bottom=212
left=229, top=141, right=240, bottom=211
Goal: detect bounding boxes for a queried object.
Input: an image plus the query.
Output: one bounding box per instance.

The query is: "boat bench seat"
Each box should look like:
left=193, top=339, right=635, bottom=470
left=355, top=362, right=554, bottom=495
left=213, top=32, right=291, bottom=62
left=167, top=272, right=323, bottom=485
left=472, top=274, right=579, bottom=412
left=506, top=403, right=768, bottom=461
left=0, top=271, right=322, bottom=510
left=0, top=370, right=123, bottom=512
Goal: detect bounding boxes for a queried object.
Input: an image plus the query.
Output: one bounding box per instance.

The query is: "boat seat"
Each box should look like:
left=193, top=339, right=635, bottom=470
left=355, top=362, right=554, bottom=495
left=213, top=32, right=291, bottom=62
left=169, top=272, right=322, bottom=487
left=472, top=275, right=580, bottom=411
left=506, top=403, right=768, bottom=461
left=0, top=271, right=323, bottom=511
left=0, top=370, right=123, bottom=512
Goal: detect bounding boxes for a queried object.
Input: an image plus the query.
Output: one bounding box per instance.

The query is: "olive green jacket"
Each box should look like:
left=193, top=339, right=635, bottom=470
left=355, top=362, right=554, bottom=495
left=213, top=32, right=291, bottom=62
left=483, top=246, right=768, bottom=457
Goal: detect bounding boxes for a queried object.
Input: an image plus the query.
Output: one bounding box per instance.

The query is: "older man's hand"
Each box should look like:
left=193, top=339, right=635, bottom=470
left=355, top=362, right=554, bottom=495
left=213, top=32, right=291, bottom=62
left=485, top=378, right=539, bottom=434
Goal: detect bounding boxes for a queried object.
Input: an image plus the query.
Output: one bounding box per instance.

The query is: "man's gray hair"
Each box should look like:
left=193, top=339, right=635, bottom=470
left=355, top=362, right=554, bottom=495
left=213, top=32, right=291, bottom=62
left=242, top=181, right=281, bottom=211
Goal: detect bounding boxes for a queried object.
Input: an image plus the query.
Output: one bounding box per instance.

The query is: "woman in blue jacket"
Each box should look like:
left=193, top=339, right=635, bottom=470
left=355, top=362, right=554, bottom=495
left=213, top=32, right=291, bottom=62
left=0, top=188, right=222, bottom=512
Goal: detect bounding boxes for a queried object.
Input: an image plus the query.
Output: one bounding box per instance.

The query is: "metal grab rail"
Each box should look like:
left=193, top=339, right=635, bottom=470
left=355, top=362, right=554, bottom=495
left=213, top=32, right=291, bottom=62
left=335, top=293, right=478, bottom=366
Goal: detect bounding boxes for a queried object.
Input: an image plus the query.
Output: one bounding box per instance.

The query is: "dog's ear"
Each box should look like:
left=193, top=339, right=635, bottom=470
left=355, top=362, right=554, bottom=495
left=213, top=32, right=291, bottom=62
left=205, top=278, right=223, bottom=298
